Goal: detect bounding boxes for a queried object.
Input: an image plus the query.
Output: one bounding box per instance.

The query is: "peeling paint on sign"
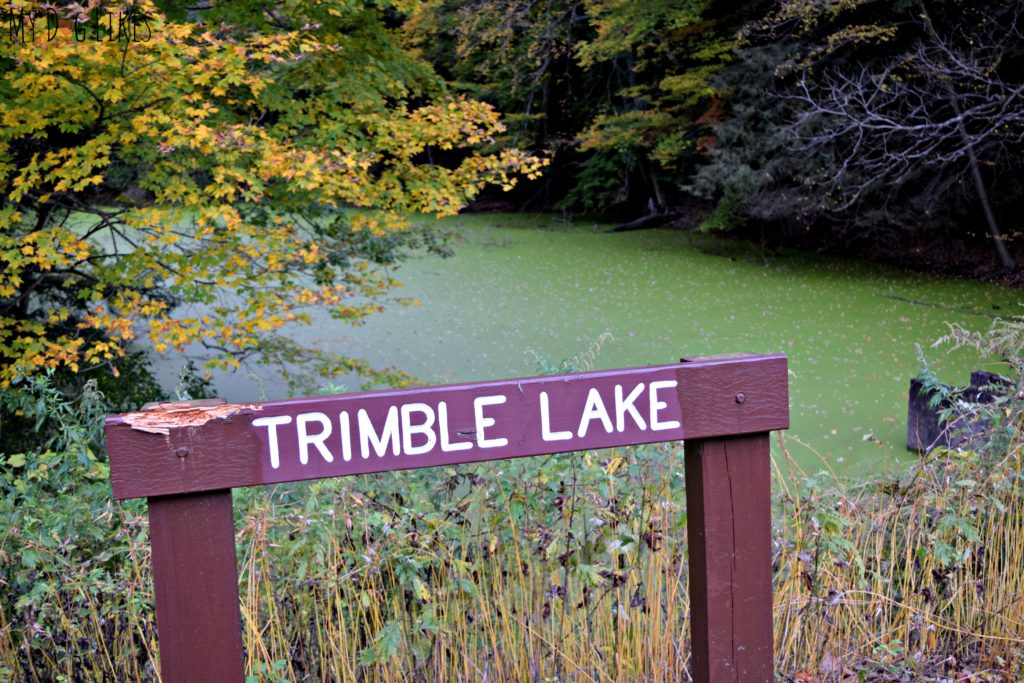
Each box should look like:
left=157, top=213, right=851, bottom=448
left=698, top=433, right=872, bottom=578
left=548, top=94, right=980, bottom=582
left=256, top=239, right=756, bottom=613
left=121, top=402, right=262, bottom=435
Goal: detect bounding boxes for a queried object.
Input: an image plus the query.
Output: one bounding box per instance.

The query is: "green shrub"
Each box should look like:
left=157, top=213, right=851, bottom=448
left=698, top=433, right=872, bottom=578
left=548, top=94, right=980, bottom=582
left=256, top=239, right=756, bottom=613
left=0, top=373, right=153, bottom=681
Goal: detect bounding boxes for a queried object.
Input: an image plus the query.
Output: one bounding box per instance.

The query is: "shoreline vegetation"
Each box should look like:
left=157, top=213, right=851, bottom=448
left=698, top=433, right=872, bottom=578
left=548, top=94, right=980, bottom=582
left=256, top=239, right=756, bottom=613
left=3, top=328, right=1023, bottom=681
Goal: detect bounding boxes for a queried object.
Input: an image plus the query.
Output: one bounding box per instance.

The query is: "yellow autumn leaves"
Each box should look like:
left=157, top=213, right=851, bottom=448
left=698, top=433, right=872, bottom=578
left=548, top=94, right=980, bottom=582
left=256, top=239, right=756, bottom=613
left=0, top=0, right=547, bottom=386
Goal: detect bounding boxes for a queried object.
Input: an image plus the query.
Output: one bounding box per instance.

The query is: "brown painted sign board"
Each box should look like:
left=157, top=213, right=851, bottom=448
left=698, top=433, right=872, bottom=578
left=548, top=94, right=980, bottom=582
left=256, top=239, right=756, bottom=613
left=105, top=353, right=789, bottom=683
left=107, top=354, right=788, bottom=500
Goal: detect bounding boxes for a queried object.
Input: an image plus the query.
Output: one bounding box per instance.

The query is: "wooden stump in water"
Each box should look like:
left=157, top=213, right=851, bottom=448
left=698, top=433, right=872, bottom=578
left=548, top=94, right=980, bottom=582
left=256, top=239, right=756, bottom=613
left=906, top=371, right=1010, bottom=452
left=907, top=378, right=946, bottom=453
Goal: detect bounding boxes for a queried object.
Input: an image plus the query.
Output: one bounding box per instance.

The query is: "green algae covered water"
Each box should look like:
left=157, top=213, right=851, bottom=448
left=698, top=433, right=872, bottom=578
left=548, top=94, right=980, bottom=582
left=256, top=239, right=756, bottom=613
left=177, top=214, right=1020, bottom=476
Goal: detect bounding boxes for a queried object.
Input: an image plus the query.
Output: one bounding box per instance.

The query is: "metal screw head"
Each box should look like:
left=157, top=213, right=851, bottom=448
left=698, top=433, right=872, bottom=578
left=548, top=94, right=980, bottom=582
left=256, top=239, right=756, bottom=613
left=174, top=446, right=191, bottom=458
left=734, top=392, right=746, bottom=404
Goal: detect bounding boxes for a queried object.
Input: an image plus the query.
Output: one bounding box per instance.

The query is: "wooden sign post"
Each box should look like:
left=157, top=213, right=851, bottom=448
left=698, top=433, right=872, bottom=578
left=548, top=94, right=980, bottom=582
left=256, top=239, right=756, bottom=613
left=106, top=353, right=788, bottom=682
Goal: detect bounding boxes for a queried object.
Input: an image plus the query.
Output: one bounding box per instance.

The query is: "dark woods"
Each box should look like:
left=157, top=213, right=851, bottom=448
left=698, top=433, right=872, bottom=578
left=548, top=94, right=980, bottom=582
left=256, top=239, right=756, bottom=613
left=415, top=0, right=1024, bottom=269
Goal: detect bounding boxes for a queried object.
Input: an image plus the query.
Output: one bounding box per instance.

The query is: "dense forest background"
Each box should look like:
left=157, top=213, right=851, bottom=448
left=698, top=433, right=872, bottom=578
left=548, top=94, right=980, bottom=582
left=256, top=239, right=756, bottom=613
left=410, top=0, right=1024, bottom=273
left=3, top=0, right=1022, bottom=445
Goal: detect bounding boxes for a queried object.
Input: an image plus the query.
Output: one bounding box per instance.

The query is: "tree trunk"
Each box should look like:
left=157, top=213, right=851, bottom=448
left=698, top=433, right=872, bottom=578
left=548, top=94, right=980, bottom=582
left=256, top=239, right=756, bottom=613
left=918, top=0, right=1015, bottom=268
left=963, top=135, right=1015, bottom=268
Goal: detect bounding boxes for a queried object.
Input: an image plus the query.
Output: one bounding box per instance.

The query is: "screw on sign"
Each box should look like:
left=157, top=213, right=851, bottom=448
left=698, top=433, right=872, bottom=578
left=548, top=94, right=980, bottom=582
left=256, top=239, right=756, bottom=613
left=106, top=353, right=789, bottom=682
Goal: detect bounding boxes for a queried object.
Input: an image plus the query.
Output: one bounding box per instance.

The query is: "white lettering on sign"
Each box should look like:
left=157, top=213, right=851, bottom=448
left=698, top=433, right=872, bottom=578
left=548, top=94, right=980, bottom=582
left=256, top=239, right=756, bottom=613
left=401, top=403, right=436, bottom=456
left=339, top=411, right=352, bottom=461
left=539, top=391, right=572, bottom=442
left=438, top=401, right=471, bottom=452
left=577, top=387, right=613, bottom=438
left=250, top=378, right=684, bottom=469
left=360, top=407, right=399, bottom=458
left=252, top=415, right=292, bottom=469
left=615, top=383, right=646, bottom=432
left=473, top=395, right=508, bottom=448
left=650, top=380, right=681, bottom=431
left=297, top=412, right=334, bottom=465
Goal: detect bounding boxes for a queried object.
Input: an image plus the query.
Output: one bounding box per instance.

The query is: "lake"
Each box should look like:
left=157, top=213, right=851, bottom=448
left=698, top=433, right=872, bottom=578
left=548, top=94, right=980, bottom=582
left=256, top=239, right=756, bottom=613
left=155, top=214, right=1020, bottom=477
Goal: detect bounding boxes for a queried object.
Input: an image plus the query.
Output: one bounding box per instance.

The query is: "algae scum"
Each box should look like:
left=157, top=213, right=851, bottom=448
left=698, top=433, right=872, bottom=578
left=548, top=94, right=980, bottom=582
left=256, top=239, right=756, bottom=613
left=197, top=215, right=1020, bottom=475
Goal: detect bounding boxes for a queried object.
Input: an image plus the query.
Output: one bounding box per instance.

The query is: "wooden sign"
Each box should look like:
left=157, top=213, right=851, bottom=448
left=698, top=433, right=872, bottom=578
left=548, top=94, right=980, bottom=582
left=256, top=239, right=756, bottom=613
left=107, top=354, right=788, bottom=500
left=105, top=353, right=789, bottom=683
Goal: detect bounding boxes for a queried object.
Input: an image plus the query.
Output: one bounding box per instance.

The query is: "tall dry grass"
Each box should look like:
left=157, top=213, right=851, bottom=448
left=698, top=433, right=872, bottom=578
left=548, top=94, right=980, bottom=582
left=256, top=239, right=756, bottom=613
left=773, top=428, right=1024, bottom=681
left=234, top=445, right=691, bottom=682
left=3, top=432, right=1024, bottom=681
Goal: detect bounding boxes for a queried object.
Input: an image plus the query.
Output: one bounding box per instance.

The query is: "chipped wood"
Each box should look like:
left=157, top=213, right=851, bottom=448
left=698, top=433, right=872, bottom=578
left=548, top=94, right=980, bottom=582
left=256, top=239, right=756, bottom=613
left=119, top=402, right=262, bottom=435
